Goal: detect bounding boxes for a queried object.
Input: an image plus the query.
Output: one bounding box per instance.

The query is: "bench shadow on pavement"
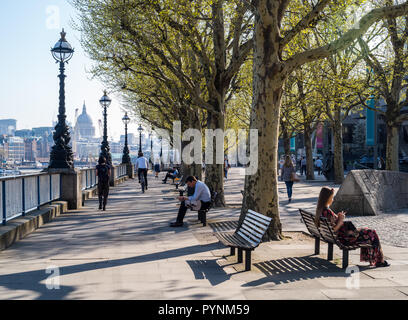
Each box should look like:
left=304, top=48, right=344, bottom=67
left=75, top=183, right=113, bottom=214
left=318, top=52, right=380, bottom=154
left=243, top=255, right=349, bottom=288
left=186, top=260, right=241, bottom=286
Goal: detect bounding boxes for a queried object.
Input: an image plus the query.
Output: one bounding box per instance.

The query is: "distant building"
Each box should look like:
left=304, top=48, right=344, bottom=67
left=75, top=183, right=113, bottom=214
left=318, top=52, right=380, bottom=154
left=15, top=129, right=32, bottom=138
left=120, top=133, right=135, bottom=146
left=0, top=119, right=17, bottom=136
left=32, top=127, right=54, bottom=137
left=7, top=136, right=25, bottom=162
left=24, top=138, right=38, bottom=161
left=75, top=102, right=95, bottom=140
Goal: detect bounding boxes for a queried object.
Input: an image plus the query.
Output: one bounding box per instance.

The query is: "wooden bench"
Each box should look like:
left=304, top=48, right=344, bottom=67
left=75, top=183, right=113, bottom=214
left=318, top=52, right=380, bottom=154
left=214, top=209, right=272, bottom=271
left=299, top=209, right=373, bottom=269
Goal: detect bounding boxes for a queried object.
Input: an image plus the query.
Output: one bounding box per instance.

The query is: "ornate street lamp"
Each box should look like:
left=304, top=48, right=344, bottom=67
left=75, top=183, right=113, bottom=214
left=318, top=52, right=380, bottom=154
left=48, top=29, right=75, bottom=169
left=122, top=113, right=131, bottom=164
left=138, top=124, right=143, bottom=153
left=99, top=90, right=112, bottom=165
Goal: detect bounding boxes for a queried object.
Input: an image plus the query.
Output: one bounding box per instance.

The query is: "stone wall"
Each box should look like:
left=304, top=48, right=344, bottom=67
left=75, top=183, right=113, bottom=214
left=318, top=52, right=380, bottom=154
left=331, top=169, right=408, bottom=216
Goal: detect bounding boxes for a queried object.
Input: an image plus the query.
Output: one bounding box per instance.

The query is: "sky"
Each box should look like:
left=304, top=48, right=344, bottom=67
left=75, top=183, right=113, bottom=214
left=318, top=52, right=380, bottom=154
left=0, top=0, right=142, bottom=141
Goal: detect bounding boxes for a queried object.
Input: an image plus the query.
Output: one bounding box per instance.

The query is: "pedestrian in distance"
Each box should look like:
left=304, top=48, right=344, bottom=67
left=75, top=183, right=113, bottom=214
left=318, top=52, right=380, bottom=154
left=162, top=167, right=179, bottom=184
left=224, top=155, right=231, bottom=179
left=315, top=187, right=389, bottom=268
left=300, top=156, right=307, bottom=176
left=135, top=152, right=149, bottom=189
left=315, top=156, right=323, bottom=175
left=281, top=155, right=298, bottom=203
left=96, top=156, right=111, bottom=211
left=154, top=159, right=160, bottom=179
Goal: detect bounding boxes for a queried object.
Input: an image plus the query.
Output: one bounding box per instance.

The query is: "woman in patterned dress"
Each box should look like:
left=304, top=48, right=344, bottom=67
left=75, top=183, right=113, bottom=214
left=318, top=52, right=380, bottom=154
left=315, top=187, right=389, bottom=267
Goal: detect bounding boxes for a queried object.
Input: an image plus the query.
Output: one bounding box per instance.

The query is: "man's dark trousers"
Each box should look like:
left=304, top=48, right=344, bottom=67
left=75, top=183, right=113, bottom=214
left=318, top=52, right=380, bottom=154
left=138, top=168, right=148, bottom=187
left=176, top=200, right=211, bottom=223
left=98, top=182, right=109, bottom=208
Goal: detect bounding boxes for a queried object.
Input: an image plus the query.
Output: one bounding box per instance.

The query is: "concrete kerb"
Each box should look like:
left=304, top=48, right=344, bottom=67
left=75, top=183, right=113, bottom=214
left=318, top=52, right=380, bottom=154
left=0, top=201, right=68, bottom=251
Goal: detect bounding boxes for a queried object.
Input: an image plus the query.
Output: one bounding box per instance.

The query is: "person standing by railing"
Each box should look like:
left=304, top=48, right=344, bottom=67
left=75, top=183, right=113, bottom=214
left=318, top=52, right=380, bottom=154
left=96, top=156, right=111, bottom=211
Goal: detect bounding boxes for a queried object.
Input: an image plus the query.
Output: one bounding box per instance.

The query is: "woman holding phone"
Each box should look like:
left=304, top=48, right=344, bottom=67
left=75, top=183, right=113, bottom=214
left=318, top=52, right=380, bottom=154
left=315, top=186, right=389, bottom=267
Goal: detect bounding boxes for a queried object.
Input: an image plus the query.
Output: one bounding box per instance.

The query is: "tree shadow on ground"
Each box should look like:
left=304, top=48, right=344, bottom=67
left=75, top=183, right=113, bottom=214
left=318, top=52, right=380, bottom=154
left=243, top=255, right=349, bottom=288
left=0, top=242, right=223, bottom=299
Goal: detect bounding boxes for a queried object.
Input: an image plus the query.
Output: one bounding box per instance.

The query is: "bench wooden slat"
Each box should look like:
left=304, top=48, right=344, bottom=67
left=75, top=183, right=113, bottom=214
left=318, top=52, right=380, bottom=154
left=246, top=212, right=271, bottom=226
left=236, top=230, right=258, bottom=247
left=242, top=218, right=269, bottom=235
left=248, top=209, right=272, bottom=223
left=240, top=223, right=263, bottom=242
left=215, top=232, right=251, bottom=248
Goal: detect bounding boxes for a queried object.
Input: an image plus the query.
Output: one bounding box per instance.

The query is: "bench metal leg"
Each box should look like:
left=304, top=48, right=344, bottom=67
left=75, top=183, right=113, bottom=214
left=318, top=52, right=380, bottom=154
left=314, top=237, right=320, bottom=255
left=238, top=248, right=243, bottom=263
left=230, top=247, right=235, bottom=256
left=245, top=250, right=251, bottom=271
left=327, top=243, right=334, bottom=261
left=342, top=249, right=349, bottom=269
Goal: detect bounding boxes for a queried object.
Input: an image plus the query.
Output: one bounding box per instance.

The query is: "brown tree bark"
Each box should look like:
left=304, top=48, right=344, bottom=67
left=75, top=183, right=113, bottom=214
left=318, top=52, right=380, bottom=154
left=304, top=128, right=315, bottom=180
left=386, top=123, right=400, bottom=171
left=332, top=110, right=344, bottom=184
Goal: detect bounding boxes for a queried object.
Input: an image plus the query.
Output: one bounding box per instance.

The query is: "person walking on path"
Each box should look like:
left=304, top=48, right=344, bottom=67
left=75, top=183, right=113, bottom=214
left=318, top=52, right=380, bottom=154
left=170, top=176, right=211, bottom=227
left=300, top=156, right=307, bottom=176
left=224, top=155, right=231, bottom=179
left=135, top=152, right=149, bottom=189
left=96, top=156, right=111, bottom=211
left=315, top=187, right=389, bottom=268
left=281, top=155, right=297, bottom=203
left=154, top=159, right=161, bottom=179
left=315, top=157, right=323, bottom=175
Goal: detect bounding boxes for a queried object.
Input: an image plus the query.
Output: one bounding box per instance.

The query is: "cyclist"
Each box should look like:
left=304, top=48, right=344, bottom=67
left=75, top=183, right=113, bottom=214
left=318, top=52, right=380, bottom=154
left=135, top=152, right=149, bottom=190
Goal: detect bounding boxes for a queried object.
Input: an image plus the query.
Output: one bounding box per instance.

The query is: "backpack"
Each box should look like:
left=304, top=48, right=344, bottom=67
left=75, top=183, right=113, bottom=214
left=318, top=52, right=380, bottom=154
left=98, top=165, right=110, bottom=183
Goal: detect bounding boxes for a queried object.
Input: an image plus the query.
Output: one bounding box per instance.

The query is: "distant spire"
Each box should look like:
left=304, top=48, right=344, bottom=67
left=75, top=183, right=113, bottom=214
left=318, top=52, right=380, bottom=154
left=82, top=101, right=86, bottom=114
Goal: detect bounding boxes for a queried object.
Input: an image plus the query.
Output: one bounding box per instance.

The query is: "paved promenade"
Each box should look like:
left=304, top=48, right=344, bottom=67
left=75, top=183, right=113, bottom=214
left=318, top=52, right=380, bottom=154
left=0, top=168, right=408, bottom=299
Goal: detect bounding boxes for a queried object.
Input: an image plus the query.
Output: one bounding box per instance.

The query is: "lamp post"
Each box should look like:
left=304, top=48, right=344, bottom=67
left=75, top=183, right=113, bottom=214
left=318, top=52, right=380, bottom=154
left=48, top=29, right=75, bottom=169
left=122, top=113, right=131, bottom=164
left=99, top=90, right=112, bottom=165
left=138, top=124, right=143, bottom=153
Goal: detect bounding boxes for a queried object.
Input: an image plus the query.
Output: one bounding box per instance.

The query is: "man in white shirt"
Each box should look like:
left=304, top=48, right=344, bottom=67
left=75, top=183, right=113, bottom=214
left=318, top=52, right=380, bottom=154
left=170, top=176, right=212, bottom=227
left=135, top=152, right=149, bottom=189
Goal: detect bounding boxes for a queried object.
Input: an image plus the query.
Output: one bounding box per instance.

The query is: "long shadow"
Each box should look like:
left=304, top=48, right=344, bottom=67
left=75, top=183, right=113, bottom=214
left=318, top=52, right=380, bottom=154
left=242, top=255, right=349, bottom=288
left=0, top=242, right=223, bottom=299
left=186, top=259, right=245, bottom=286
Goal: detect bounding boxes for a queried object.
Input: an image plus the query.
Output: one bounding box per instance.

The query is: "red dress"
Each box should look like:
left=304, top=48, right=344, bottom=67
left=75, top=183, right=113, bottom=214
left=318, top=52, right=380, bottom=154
left=322, top=208, right=384, bottom=266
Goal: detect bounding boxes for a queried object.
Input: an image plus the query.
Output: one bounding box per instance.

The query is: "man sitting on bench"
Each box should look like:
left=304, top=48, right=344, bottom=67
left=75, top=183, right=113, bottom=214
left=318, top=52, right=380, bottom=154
left=162, top=167, right=179, bottom=184
left=170, top=176, right=211, bottom=227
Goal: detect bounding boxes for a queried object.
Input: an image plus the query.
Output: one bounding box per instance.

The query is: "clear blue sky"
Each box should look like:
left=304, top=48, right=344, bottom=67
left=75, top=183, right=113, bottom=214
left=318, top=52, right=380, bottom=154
left=0, top=0, right=140, bottom=141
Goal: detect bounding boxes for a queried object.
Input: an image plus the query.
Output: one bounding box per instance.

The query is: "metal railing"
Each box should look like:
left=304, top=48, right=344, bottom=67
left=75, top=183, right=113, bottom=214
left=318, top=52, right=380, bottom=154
left=115, top=164, right=127, bottom=179
left=0, top=173, right=61, bottom=225
left=80, top=168, right=97, bottom=191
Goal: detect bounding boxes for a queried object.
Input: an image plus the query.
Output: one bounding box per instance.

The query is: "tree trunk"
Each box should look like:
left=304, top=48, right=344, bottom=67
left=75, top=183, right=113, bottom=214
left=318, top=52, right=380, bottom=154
left=240, top=1, right=285, bottom=240
left=332, top=114, right=344, bottom=184
left=205, top=110, right=226, bottom=207
left=304, top=127, right=315, bottom=180
left=386, top=123, right=400, bottom=171
left=282, top=125, right=291, bottom=156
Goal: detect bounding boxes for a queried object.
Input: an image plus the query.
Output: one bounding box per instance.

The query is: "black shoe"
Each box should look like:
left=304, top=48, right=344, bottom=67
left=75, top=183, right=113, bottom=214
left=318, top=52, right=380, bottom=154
left=170, top=222, right=183, bottom=227
left=288, top=198, right=292, bottom=203
left=103, top=206, right=106, bottom=211
left=99, top=205, right=102, bottom=210
left=375, top=260, right=390, bottom=267
left=146, top=186, right=148, bottom=190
